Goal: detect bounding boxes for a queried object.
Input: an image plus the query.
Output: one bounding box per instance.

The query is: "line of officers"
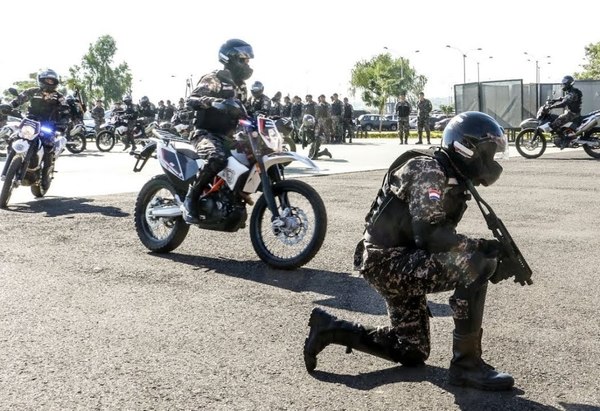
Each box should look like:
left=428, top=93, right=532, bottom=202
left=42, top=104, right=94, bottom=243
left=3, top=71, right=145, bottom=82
left=246, top=81, right=355, bottom=144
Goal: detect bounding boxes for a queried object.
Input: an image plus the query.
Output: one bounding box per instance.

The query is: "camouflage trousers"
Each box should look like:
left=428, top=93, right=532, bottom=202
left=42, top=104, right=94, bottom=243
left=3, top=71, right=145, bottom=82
left=354, top=239, right=484, bottom=360
left=398, top=118, right=410, bottom=142
left=316, top=117, right=330, bottom=142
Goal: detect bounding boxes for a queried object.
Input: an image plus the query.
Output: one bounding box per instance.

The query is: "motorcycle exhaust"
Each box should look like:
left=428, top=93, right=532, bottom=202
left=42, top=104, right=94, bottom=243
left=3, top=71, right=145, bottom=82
left=149, top=205, right=183, bottom=218
left=570, top=118, right=598, bottom=137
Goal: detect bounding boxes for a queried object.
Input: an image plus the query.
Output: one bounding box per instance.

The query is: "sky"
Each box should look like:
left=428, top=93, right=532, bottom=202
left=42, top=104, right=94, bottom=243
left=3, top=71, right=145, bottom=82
left=1, top=0, right=598, bottom=109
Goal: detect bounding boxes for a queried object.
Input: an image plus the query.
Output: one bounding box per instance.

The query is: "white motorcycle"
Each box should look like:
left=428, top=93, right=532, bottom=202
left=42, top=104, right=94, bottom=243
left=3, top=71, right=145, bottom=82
left=132, top=100, right=327, bottom=269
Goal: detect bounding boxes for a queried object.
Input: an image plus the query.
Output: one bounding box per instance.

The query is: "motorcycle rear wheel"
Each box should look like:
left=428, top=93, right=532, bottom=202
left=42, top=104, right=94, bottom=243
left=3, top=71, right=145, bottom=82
left=66, top=134, right=86, bottom=154
left=0, top=156, right=22, bottom=208
left=96, top=131, right=116, bottom=152
left=250, top=179, right=327, bottom=270
left=134, top=174, right=189, bottom=253
left=515, top=128, right=546, bottom=159
left=582, top=131, right=600, bottom=159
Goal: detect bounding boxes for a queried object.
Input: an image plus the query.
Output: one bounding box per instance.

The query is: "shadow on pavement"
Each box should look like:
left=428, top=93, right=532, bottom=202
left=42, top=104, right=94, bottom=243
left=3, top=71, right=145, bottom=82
left=153, top=252, right=387, bottom=315
left=9, top=197, right=129, bottom=217
left=312, top=364, right=560, bottom=410
left=559, top=402, right=600, bottom=411
left=152, top=253, right=451, bottom=317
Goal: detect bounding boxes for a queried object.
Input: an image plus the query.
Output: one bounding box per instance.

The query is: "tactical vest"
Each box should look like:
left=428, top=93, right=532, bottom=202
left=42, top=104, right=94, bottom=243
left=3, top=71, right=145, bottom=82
left=364, top=149, right=464, bottom=248
left=331, top=101, right=343, bottom=116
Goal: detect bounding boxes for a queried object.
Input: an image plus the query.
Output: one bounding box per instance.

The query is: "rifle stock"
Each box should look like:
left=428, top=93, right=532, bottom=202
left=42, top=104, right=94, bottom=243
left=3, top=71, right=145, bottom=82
left=466, top=181, right=533, bottom=286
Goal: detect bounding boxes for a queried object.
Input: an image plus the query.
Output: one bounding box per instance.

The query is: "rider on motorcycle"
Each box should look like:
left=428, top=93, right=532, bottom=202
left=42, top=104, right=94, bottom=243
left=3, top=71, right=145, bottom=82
left=182, top=38, right=254, bottom=224
left=549, top=75, right=582, bottom=147
left=246, top=81, right=271, bottom=117
left=138, top=96, right=157, bottom=126
left=0, top=69, right=71, bottom=189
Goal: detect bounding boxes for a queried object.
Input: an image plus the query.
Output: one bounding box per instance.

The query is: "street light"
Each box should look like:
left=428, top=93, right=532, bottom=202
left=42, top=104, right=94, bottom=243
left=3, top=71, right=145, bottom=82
left=383, top=46, right=420, bottom=80
left=476, top=56, right=494, bottom=83
left=446, top=45, right=482, bottom=84
left=523, top=51, right=551, bottom=83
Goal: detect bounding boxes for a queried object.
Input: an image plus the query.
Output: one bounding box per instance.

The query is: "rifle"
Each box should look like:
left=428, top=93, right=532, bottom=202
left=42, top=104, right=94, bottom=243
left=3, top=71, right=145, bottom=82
left=466, top=180, right=533, bottom=286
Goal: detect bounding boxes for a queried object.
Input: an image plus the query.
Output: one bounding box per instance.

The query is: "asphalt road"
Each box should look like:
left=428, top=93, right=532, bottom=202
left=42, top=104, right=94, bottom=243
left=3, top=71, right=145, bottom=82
left=0, top=140, right=598, bottom=410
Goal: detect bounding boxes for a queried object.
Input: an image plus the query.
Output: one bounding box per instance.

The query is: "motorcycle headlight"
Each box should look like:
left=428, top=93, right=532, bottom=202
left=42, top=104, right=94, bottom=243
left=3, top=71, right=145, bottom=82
left=20, top=125, right=37, bottom=140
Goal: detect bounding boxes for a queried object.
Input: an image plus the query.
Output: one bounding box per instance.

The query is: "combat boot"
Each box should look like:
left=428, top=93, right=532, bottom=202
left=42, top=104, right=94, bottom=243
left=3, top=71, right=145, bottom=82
left=303, top=307, right=425, bottom=373
left=321, top=148, right=332, bottom=159
left=182, top=185, right=201, bottom=224
left=449, top=329, right=514, bottom=390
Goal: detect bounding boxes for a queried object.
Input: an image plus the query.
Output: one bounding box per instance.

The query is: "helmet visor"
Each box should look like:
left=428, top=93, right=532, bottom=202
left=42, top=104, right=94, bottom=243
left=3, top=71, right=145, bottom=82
left=233, top=45, right=254, bottom=60
left=41, top=78, right=58, bottom=86
left=479, top=132, right=509, bottom=160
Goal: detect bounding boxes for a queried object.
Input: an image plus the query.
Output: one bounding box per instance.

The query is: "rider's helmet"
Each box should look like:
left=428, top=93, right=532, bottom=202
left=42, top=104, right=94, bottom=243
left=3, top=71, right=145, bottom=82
left=302, top=114, right=316, bottom=128
left=122, top=95, right=133, bottom=105
left=441, top=111, right=507, bottom=186
left=561, top=75, right=575, bottom=92
left=38, top=69, right=60, bottom=92
left=66, top=95, right=75, bottom=104
left=140, top=96, right=150, bottom=106
left=251, top=81, right=264, bottom=98
left=218, top=39, right=254, bottom=82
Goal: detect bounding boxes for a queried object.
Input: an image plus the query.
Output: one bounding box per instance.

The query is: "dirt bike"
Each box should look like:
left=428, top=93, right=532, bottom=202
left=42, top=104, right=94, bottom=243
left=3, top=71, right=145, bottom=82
left=95, top=114, right=154, bottom=152
left=64, top=121, right=87, bottom=154
left=516, top=101, right=600, bottom=159
left=0, top=116, right=67, bottom=208
left=131, top=103, right=327, bottom=269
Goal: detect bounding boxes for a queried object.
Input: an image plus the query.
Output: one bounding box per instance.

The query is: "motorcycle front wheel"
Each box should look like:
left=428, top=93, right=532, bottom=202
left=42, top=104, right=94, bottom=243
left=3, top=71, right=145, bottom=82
left=66, top=134, right=86, bottom=154
left=582, top=130, right=600, bottom=159
left=0, top=156, right=22, bottom=208
left=134, top=175, right=190, bottom=253
left=250, top=179, right=327, bottom=269
left=515, top=128, right=547, bottom=159
left=96, top=131, right=116, bottom=152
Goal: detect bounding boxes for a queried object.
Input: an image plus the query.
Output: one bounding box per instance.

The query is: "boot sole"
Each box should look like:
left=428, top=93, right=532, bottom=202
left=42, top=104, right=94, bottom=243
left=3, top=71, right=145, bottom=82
left=449, top=374, right=514, bottom=391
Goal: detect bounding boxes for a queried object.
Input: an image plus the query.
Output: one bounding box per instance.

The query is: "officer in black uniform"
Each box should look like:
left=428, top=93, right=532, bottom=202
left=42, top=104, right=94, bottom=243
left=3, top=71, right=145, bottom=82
left=121, top=95, right=139, bottom=153
left=303, top=111, right=515, bottom=391
left=549, top=75, right=582, bottom=147
left=246, top=81, right=271, bottom=116
left=281, top=95, right=292, bottom=118
left=0, top=69, right=71, bottom=189
left=138, top=96, right=157, bottom=125
left=182, top=38, right=254, bottom=224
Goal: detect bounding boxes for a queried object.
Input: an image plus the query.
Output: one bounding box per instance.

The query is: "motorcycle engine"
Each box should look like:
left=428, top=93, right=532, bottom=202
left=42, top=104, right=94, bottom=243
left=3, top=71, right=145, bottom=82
left=197, top=189, right=247, bottom=231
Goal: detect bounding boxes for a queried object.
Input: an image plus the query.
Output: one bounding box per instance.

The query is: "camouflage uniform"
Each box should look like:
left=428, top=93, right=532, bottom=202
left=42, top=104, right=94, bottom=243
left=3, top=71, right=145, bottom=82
left=395, top=99, right=411, bottom=144
left=330, top=97, right=343, bottom=143
left=417, top=97, right=432, bottom=144
left=353, top=154, right=485, bottom=360
left=315, top=99, right=331, bottom=142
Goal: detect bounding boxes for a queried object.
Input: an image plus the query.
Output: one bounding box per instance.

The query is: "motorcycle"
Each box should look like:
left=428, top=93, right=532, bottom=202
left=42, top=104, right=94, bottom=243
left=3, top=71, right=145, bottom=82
left=516, top=100, right=600, bottom=159
left=95, top=113, right=154, bottom=152
left=0, top=115, right=67, bottom=208
left=64, top=121, right=87, bottom=154
left=131, top=102, right=327, bottom=269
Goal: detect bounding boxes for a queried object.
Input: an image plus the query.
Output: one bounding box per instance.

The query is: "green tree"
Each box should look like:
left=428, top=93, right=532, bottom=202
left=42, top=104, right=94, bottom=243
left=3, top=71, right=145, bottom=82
left=439, top=104, right=455, bottom=115
left=574, top=42, right=600, bottom=80
left=2, top=72, right=38, bottom=101
left=350, top=53, right=426, bottom=130
left=66, top=35, right=132, bottom=105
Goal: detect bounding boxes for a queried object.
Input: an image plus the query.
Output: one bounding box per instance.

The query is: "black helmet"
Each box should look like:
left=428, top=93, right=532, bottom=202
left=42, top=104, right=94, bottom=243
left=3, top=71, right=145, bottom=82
left=122, top=95, right=132, bottom=105
left=140, top=96, right=149, bottom=106
left=38, top=69, right=59, bottom=92
left=441, top=111, right=507, bottom=186
left=561, top=75, right=574, bottom=91
left=251, top=81, right=264, bottom=98
left=66, top=95, right=75, bottom=103
left=218, top=39, right=254, bottom=82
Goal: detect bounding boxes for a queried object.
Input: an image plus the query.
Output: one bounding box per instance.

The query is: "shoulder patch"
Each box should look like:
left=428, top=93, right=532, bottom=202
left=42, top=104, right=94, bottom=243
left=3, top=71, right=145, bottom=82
left=428, top=187, right=441, bottom=201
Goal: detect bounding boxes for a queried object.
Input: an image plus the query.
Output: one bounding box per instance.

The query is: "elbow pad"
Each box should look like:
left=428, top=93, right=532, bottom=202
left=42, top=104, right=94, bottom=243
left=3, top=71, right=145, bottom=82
left=412, top=220, right=461, bottom=253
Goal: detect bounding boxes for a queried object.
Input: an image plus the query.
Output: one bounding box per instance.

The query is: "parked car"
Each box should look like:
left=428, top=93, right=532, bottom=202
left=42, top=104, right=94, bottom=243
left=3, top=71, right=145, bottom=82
left=434, top=116, right=453, bottom=131
left=409, top=114, right=448, bottom=130
left=357, top=114, right=397, bottom=131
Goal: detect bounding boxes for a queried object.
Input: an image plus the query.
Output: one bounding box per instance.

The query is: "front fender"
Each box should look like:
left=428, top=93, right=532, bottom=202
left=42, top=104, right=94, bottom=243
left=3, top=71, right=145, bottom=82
left=263, top=151, right=320, bottom=172
left=519, top=118, right=538, bottom=129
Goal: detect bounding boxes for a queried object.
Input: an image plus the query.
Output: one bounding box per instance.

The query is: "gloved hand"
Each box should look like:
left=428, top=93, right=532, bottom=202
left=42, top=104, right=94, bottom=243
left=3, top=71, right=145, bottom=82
left=187, top=96, right=213, bottom=110
left=479, top=238, right=503, bottom=258
left=0, top=104, right=12, bottom=114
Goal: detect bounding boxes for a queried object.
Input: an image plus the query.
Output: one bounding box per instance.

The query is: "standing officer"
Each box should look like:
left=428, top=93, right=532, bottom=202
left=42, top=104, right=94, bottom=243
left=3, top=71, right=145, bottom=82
left=330, top=93, right=343, bottom=143
left=395, top=91, right=411, bottom=144
left=281, top=95, right=292, bottom=118
left=342, top=97, right=354, bottom=144
left=416, top=91, right=432, bottom=144
left=303, top=94, right=317, bottom=118
left=315, top=94, right=330, bottom=143
left=303, top=111, right=515, bottom=391
left=182, top=38, right=253, bottom=224
left=91, top=100, right=105, bottom=132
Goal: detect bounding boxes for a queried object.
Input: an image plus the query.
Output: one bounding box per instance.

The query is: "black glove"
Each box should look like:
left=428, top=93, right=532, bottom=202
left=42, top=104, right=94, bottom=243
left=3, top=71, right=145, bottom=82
left=480, top=238, right=503, bottom=258
left=0, top=104, right=12, bottom=114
